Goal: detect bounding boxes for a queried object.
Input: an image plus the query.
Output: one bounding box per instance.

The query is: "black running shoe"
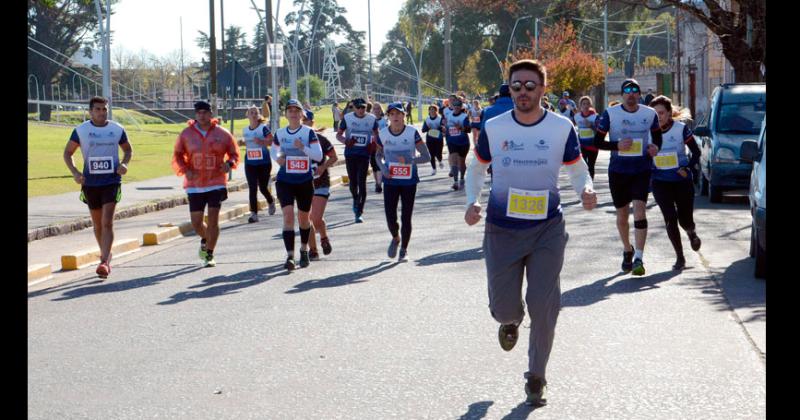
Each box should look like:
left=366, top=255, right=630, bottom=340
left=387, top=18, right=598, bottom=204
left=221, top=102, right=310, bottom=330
left=284, top=256, right=296, bottom=271
left=525, top=376, right=547, bottom=407
left=689, top=233, right=702, bottom=251
left=672, top=256, right=686, bottom=271
left=299, top=251, right=311, bottom=268
left=498, top=323, right=519, bottom=351
left=321, top=237, right=332, bottom=255
left=621, top=247, right=634, bottom=273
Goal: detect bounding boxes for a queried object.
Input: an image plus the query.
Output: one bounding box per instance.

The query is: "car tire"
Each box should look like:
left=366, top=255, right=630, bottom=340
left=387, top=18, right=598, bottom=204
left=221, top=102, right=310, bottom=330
left=700, top=172, right=709, bottom=196
left=754, top=225, right=766, bottom=279
left=709, top=181, right=723, bottom=203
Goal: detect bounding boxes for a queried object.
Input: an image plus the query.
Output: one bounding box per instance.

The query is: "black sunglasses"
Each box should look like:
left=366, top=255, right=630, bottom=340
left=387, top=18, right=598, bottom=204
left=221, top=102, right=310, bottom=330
left=623, top=86, right=640, bottom=93
left=510, top=80, right=540, bottom=92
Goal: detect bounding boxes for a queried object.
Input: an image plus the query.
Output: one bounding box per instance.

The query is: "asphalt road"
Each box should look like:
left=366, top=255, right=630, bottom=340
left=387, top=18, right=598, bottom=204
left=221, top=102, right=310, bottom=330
left=28, top=153, right=766, bottom=419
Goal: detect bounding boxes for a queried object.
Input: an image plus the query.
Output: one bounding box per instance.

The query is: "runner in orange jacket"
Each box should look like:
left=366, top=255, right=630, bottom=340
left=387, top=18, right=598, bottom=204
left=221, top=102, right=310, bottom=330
left=172, top=101, right=240, bottom=267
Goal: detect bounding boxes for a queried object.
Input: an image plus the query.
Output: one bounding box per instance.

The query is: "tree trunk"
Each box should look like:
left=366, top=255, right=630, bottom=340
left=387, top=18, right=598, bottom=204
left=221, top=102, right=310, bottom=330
left=729, top=57, right=764, bottom=83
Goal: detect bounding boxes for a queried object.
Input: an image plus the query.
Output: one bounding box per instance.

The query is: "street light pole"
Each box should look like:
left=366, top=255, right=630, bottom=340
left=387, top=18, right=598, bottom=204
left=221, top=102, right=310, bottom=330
left=603, top=2, right=608, bottom=108
left=506, top=16, right=532, bottom=61
left=94, top=0, right=112, bottom=118
left=482, top=49, right=504, bottom=82
left=396, top=43, right=419, bottom=123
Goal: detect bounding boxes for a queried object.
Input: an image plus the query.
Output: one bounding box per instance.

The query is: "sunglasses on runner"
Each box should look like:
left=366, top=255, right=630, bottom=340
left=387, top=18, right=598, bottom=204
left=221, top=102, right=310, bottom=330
left=623, top=86, right=640, bottom=93
left=510, top=80, right=540, bottom=92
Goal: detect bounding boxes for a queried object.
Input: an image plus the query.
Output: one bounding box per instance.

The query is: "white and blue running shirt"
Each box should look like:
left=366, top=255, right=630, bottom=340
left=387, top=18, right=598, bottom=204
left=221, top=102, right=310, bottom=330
left=69, top=120, right=129, bottom=187
left=475, top=110, right=582, bottom=229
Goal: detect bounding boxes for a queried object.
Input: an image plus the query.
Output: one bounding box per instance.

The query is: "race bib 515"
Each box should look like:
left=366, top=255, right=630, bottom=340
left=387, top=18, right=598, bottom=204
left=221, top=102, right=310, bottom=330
left=246, top=148, right=264, bottom=160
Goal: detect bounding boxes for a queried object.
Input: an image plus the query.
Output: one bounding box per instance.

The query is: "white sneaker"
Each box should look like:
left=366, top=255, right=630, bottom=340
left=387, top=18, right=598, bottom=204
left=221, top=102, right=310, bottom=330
left=432, top=169, right=437, bottom=176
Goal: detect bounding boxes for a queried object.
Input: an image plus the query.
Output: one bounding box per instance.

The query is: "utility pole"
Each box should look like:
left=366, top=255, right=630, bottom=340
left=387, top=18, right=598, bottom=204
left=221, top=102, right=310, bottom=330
left=367, top=0, right=373, bottom=100
left=603, top=2, right=608, bottom=108
left=209, top=0, right=218, bottom=114
left=534, top=18, right=539, bottom=60
left=444, top=13, right=452, bottom=93
left=180, top=17, right=185, bottom=106
left=220, top=0, right=227, bottom=121
left=676, top=8, right=682, bottom=106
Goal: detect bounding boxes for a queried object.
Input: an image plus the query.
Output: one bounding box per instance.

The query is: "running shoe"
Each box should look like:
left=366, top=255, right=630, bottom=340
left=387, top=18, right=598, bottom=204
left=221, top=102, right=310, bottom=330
left=621, top=247, right=634, bottom=273
left=355, top=214, right=364, bottom=224
left=459, top=179, right=465, bottom=190
left=498, top=323, right=519, bottom=351
left=199, top=240, right=208, bottom=263
left=672, top=256, right=686, bottom=271
left=375, top=185, right=383, bottom=193
left=398, top=248, right=408, bottom=262
left=284, top=256, right=296, bottom=271
left=439, top=161, right=445, bottom=169
left=431, top=169, right=437, bottom=176
left=248, top=212, right=259, bottom=223
left=268, top=202, right=277, bottom=215
left=449, top=168, right=455, bottom=177
left=524, top=376, right=547, bottom=407
left=689, top=233, right=702, bottom=251
left=632, top=258, right=645, bottom=276
left=299, top=250, right=311, bottom=268
left=387, top=237, right=400, bottom=258
left=96, top=261, right=110, bottom=279
left=204, top=254, right=217, bottom=267
left=309, top=249, right=320, bottom=261
left=452, top=182, right=459, bottom=191
left=320, top=237, right=333, bottom=255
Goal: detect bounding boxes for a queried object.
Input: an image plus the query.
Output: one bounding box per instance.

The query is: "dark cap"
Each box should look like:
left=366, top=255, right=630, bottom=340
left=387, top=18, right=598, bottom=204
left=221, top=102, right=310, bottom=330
left=286, top=99, right=303, bottom=110
left=353, top=98, right=367, bottom=108
left=452, top=99, right=464, bottom=107
left=621, top=79, right=641, bottom=92
left=386, top=102, right=406, bottom=114
left=194, top=101, right=212, bottom=112
left=304, top=109, right=315, bottom=121
left=498, top=83, right=510, bottom=97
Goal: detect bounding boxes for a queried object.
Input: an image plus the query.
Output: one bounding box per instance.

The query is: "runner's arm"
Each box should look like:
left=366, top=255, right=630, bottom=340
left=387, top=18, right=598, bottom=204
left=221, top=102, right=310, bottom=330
left=686, top=136, right=701, bottom=169
left=465, top=155, right=489, bottom=209
left=120, top=141, right=132, bottom=167
left=413, top=136, right=431, bottom=165
left=171, top=135, right=189, bottom=176
left=564, top=157, right=593, bottom=196
left=63, top=138, right=81, bottom=177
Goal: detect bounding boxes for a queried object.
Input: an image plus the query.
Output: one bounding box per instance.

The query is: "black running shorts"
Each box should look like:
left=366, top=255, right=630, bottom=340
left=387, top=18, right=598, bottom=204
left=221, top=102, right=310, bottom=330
left=276, top=180, right=314, bottom=212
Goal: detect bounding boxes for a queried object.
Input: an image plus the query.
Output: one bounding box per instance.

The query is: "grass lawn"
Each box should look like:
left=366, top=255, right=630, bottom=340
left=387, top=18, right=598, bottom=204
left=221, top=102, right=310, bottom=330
left=27, top=105, right=341, bottom=197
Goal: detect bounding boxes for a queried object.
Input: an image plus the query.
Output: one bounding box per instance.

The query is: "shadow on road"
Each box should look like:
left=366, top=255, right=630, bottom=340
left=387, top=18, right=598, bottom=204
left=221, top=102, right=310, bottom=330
left=285, top=261, right=400, bottom=294
left=415, top=247, right=483, bottom=267
left=561, top=269, right=680, bottom=308
left=686, top=256, right=765, bottom=321
left=501, top=401, right=544, bottom=419
left=157, top=264, right=289, bottom=305
left=457, top=400, right=494, bottom=420
left=44, top=265, right=204, bottom=301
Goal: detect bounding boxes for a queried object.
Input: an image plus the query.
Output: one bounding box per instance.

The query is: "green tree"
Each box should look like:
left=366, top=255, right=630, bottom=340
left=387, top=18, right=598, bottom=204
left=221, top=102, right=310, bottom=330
left=28, top=0, right=119, bottom=120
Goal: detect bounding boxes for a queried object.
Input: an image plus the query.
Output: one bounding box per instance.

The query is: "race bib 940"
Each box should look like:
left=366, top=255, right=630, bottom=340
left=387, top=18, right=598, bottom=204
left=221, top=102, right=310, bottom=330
left=506, top=188, right=549, bottom=220
left=88, top=156, right=114, bottom=174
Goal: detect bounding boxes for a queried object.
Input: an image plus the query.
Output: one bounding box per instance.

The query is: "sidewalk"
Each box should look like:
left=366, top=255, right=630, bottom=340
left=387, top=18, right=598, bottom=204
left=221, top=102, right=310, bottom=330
left=28, top=126, right=422, bottom=242
left=27, top=124, right=428, bottom=279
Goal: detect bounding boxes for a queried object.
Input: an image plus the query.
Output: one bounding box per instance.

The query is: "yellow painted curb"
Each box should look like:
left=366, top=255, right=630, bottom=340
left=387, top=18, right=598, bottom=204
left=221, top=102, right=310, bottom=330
left=28, top=264, right=52, bottom=283
left=143, top=226, right=182, bottom=246
left=60, top=238, right=140, bottom=271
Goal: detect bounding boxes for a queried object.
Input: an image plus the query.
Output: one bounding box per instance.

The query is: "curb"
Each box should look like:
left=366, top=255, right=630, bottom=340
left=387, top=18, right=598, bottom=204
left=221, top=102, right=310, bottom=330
left=28, top=264, right=53, bottom=283
left=60, top=238, right=140, bottom=271
left=27, top=180, right=248, bottom=242
left=28, top=156, right=355, bottom=243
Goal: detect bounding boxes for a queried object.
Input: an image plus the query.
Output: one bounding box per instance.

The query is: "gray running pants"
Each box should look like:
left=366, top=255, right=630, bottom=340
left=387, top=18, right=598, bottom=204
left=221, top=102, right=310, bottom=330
left=483, top=216, right=567, bottom=381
